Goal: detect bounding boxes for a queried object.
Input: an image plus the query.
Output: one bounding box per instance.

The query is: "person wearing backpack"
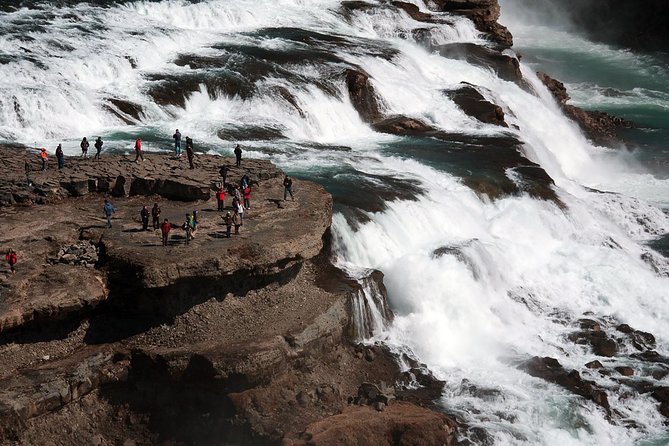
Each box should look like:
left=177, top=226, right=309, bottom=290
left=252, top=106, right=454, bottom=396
left=5, top=249, right=17, bottom=274
left=103, top=199, right=116, bottom=228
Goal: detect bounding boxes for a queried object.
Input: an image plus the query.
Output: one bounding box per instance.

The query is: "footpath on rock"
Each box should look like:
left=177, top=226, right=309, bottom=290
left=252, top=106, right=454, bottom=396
left=0, top=145, right=459, bottom=446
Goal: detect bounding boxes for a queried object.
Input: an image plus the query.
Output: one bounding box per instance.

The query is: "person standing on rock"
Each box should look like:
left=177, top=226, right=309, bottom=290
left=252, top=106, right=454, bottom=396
left=39, top=148, right=48, bottom=171
left=103, top=199, right=115, bottom=228
left=94, top=137, right=103, bottom=160
left=186, top=137, right=194, bottom=169
left=233, top=208, right=242, bottom=235
left=55, top=144, right=64, bottom=169
left=283, top=175, right=294, bottom=201
left=134, top=137, right=143, bottom=162
left=216, top=187, right=226, bottom=212
left=219, top=165, right=229, bottom=186
left=151, top=203, right=161, bottom=230
left=24, top=161, right=32, bottom=186
left=173, top=129, right=182, bottom=157
left=233, top=184, right=241, bottom=204
left=234, top=144, right=242, bottom=167
left=242, top=184, right=251, bottom=209
left=140, top=205, right=150, bottom=231
left=222, top=211, right=233, bottom=238
left=80, top=137, right=89, bottom=158
left=183, top=213, right=194, bottom=244
left=5, top=248, right=17, bottom=275
left=160, top=218, right=171, bottom=246
left=234, top=196, right=244, bottom=223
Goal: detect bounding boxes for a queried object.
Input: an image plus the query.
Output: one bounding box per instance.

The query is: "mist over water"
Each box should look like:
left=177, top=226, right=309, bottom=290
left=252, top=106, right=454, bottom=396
left=2, top=1, right=669, bottom=444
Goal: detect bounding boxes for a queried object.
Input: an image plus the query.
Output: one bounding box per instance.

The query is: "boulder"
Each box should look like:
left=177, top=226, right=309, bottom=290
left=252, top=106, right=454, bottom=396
left=371, top=116, right=434, bottom=136
left=523, top=356, right=610, bottom=411
left=345, top=69, right=383, bottom=123
left=111, top=175, right=129, bottom=197
left=446, top=84, right=507, bottom=126
left=391, top=1, right=434, bottom=22
left=434, top=43, right=522, bottom=83
left=568, top=330, right=618, bottom=357
left=429, top=0, right=512, bottom=48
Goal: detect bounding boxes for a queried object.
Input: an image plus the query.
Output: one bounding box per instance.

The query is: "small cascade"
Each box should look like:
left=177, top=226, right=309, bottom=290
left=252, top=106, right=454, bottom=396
left=351, top=271, right=393, bottom=341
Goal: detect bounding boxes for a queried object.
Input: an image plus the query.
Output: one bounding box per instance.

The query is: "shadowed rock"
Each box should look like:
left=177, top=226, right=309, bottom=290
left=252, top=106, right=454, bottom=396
left=429, top=0, right=513, bottom=48
left=434, top=42, right=522, bottom=83
left=445, top=84, right=508, bottom=127
left=346, top=69, right=383, bottom=123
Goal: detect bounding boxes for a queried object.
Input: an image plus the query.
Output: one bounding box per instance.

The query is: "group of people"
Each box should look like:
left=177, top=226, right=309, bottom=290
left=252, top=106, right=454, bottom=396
left=172, top=129, right=198, bottom=169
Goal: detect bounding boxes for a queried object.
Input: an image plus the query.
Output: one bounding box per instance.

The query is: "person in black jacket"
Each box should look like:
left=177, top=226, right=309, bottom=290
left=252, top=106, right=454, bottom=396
left=234, top=144, right=242, bottom=167
left=94, top=137, right=103, bottom=160
left=140, top=205, right=150, bottom=231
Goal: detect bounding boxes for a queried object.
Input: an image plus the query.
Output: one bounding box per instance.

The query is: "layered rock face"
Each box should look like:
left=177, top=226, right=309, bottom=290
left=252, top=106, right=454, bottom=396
left=0, top=147, right=459, bottom=445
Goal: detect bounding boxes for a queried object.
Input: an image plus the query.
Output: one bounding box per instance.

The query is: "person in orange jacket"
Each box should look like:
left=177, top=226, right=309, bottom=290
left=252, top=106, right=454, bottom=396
left=5, top=249, right=17, bottom=274
left=216, top=188, right=226, bottom=211
left=39, top=148, right=48, bottom=171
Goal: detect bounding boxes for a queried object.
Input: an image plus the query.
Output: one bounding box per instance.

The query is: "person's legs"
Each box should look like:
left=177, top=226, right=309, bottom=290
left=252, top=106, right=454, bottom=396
left=107, top=215, right=112, bottom=228
left=162, top=234, right=168, bottom=246
left=226, top=225, right=231, bottom=238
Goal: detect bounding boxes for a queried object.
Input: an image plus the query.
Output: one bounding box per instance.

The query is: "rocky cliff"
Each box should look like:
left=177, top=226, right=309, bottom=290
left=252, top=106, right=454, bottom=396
left=0, top=146, right=459, bottom=445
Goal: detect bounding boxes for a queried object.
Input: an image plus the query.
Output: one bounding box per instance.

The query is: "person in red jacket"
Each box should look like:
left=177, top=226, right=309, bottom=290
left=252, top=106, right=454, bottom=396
left=242, top=185, right=251, bottom=209
left=134, top=137, right=143, bottom=162
left=216, top=187, right=225, bottom=211
left=160, top=219, right=171, bottom=246
left=5, top=249, right=17, bottom=274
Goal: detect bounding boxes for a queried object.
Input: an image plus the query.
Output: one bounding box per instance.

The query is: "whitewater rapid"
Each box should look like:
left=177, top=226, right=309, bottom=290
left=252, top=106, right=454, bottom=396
left=2, top=1, right=669, bottom=444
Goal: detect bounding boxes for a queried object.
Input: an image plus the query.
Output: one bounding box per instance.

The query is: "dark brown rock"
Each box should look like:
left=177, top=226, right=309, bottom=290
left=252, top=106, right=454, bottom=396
left=371, top=115, right=434, bottom=136
left=429, top=0, right=512, bottom=48
left=585, top=360, right=603, bottom=369
left=537, top=72, right=633, bottom=144
left=446, top=84, right=507, bottom=127
left=615, top=367, right=634, bottom=377
left=345, top=69, right=383, bottom=123
left=523, top=357, right=610, bottom=411
left=434, top=43, right=522, bottom=83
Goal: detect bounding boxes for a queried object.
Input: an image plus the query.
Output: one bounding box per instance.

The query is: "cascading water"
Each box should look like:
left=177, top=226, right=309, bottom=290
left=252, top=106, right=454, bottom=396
left=2, top=0, right=668, bottom=444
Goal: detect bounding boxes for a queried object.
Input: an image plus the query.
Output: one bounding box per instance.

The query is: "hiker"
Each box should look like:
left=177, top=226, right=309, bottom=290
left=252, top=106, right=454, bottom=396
left=173, top=129, right=182, bottom=157
left=103, top=199, right=115, bottom=228
left=233, top=196, right=244, bottom=223
left=140, top=205, right=150, bottom=231
left=283, top=175, right=294, bottom=200
left=216, top=187, right=226, bottom=211
left=242, top=184, right=251, bottom=209
left=24, top=161, right=32, bottom=185
left=234, top=144, right=242, bottom=167
left=55, top=144, right=64, bottom=169
left=183, top=213, right=194, bottom=244
left=186, top=137, right=194, bottom=169
left=160, top=218, right=171, bottom=246
left=134, top=137, right=143, bottom=162
left=80, top=137, right=89, bottom=158
left=151, top=203, right=161, bottom=230
left=222, top=211, right=233, bottom=238
left=94, top=137, right=103, bottom=160
left=39, top=147, right=48, bottom=171
left=233, top=208, right=242, bottom=234
left=5, top=249, right=17, bottom=275
left=219, top=165, right=229, bottom=186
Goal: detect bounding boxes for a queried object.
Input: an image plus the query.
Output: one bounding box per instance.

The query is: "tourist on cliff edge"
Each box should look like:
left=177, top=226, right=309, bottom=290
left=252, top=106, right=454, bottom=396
left=283, top=176, right=294, bottom=201
left=161, top=219, right=171, bottom=246
left=55, top=144, right=64, bottom=169
left=186, top=136, right=194, bottom=169
left=222, top=211, right=233, bottom=238
left=94, top=137, right=103, bottom=160
left=39, top=148, right=48, bottom=171
left=173, top=129, right=182, bottom=157
left=134, top=137, right=143, bottom=162
left=5, top=249, right=17, bottom=275
left=80, top=137, right=89, bottom=158
left=103, top=199, right=115, bottom=228
left=140, top=205, right=150, bottom=231
left=151, top=203, right=161, bottom=230
left=234, top=144, right=242, bottom=167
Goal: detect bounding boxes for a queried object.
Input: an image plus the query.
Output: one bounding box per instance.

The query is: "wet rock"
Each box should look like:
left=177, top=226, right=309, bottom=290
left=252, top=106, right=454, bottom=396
left=371, top=115, right=434, bottom=136
left=345, top=69, right=383, bottom=123
left=537, top=72, right=633, bottom=144
left=429, top=0, right=512, bottom=48
left=568, top=330, right=617, bottom=357
left=445, top=84, right=507, bottom=127
left=585, top=360, right=603, bottom=369
left=523, top=356, right=610, bottom=411
left=103, top=98, right=143, bottom=125
left=615, top=367, right=634, bottom=376
left=434, top=43, right=522, bottom=83
left=578, top=318, right=602, bottom=332
left=615, top=324, right=656, bottom=351
left=391, top=1, right=434, bottom=22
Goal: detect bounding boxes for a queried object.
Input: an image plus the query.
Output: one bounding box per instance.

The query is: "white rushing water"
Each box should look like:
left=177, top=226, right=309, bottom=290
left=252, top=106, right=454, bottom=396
left=2, top=1, right=669, bottom=444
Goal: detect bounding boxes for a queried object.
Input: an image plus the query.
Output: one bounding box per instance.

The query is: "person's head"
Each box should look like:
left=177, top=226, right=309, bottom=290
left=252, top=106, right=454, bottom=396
left=226, top=211, right=231, bottom=216
left=104, top=199, right=109, bottom=204
left=164, top=218, right=168, bottom=223
left=176, top=129, right=179, bottom=132
left=143, top=205, right=147, bottom=209
left=41, top=148, right=46, bottom=152
left=82, top=137, right=87, bottom=141
left=97, top=136, right=101, bottom=140
left=153, top=202, right=158, bottom=207
left=57, top=144, right=61, bottom=148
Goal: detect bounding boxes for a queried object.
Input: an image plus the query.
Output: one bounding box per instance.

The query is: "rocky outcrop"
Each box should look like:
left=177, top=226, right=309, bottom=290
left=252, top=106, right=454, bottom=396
left=434, top=42, right=522, bottom=83
left=346, top=69, right=383, bottom=123
left=446, top=83, right=508, bottom=127
left=523, top=356, right=610, bottom=412
left=537, top=72, right=633, bottom=144
left=283, top=402, right=458, bottom=446
left=371, top=115, right=435, bottom=136
left=429, top=0, right=513, bottom=48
